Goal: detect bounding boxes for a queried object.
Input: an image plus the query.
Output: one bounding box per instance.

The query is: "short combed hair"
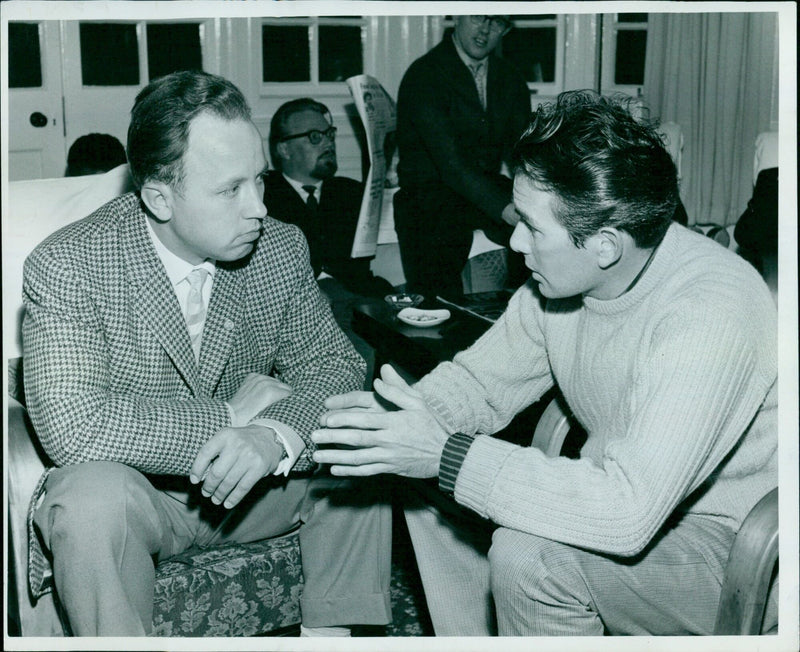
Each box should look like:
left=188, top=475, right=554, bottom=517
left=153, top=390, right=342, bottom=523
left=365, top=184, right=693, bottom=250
left=512, top=90, right=679, bottom=248
left=127, top=70, right=251, bottom=190
left=268, top=98, right=331, bottom=171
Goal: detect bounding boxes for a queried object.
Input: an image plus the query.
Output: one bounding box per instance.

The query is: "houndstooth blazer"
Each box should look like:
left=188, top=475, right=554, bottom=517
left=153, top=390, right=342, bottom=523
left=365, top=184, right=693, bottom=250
left=21, top=192, right=365, bottom=597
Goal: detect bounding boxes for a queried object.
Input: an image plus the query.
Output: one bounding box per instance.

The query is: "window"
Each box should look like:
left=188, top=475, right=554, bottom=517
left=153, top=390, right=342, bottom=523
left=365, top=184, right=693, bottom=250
left=80, top=23, right=140, bottom=86
left=601, top=13, right=648, bottom=96
left=261, top=17, right=365, bottom=85
left=8, top=22, right=43, bottom=88
left=500, top=14, right=561, bottom=93
left=77, top=21, right=204, bottom=87
left=147, top=23, right=203, bottom=80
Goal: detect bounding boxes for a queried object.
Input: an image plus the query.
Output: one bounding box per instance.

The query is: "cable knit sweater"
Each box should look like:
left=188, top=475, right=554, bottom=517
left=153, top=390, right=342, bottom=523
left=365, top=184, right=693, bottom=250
left=417, top=223, right=777, bottom=557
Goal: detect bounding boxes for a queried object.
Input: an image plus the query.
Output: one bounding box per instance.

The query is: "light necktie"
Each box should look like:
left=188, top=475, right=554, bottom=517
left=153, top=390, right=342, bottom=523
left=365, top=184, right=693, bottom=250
left=470, top=61, right=487, bottom=110
left=184, top=267, right=209, bottom=361
left=303, top=185, right=319, bottom=218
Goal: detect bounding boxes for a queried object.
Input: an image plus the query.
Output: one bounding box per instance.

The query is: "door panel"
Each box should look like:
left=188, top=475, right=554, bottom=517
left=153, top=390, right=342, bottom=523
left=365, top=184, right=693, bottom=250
left=7, top=21, right=67, bottom=180
left=60, top=20, right=143, bottom=154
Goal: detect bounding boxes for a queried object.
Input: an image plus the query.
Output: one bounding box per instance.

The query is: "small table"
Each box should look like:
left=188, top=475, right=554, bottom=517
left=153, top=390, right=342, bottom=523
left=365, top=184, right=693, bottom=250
left=352, top=297, right=558, bottom=447
left=352, top=298, right=491, bottom=380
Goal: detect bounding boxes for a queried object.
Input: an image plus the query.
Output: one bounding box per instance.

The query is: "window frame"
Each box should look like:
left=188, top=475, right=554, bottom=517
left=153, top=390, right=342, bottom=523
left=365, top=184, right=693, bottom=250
left=63, top=18, right=212, bottom=89
left=257, top=15, right=368, bottom=97
left=600, top=12, right=649, bottom=97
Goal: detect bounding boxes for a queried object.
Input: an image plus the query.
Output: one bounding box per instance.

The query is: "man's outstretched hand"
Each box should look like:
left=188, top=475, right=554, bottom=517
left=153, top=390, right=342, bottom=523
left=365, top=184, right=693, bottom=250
left=312, top=365, right=449, bottom=479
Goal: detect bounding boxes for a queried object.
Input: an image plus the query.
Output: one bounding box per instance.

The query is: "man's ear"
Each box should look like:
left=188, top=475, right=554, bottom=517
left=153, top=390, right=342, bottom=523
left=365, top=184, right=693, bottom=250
left=275, top=141, right=289, bottom=163
left=140, top=181, right=173, bottom=222
left=592, top=227, right=625, bottom=270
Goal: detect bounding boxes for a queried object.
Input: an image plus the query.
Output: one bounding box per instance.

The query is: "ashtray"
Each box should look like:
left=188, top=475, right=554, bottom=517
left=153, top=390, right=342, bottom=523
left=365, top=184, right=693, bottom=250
left=397, top=307, right=451, bottom=328
left=384, top=293, right=424, bottom=311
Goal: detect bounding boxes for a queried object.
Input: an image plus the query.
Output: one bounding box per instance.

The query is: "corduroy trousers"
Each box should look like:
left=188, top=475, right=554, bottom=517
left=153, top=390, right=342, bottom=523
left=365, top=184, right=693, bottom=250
left=402, top=479, right=777, bottom=636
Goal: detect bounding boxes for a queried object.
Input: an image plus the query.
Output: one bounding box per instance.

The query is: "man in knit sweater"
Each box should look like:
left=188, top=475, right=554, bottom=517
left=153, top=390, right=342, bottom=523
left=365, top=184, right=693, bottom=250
left=312, top=91, right=777, bottom=636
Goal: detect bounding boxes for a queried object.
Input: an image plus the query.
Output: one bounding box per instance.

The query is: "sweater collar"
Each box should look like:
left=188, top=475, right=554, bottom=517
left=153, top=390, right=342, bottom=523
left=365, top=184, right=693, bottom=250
left=582, top=223, right=679, bottom=315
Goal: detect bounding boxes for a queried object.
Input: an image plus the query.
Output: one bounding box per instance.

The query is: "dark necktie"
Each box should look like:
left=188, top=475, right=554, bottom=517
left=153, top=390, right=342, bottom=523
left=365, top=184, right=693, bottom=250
left=303, top=185, right=319, bottom=217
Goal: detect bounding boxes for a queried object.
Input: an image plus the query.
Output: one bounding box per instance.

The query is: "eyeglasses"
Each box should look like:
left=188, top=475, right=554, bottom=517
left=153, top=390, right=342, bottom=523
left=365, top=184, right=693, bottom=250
left=469, top=15, right=511, bottom=32
left=279, top=125, right=337, bottom=145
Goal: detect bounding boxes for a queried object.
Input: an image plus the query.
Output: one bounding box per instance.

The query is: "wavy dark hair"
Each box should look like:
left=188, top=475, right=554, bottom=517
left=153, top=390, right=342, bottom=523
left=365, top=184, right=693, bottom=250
left=511, top=90, right=679, bottom=248
left=127, top=70, right=251, bottom=191
left=268, top=98, right=331, bottom=171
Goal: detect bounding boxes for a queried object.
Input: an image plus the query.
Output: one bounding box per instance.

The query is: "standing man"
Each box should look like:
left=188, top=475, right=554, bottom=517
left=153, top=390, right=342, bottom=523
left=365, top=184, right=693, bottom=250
left=394, top=15, right=531, bottom=298
left=312, top=91, right=777, bottom=636
left=265, top=98, right=394, bottom=383
left=23, top=71, right=391, bottom=636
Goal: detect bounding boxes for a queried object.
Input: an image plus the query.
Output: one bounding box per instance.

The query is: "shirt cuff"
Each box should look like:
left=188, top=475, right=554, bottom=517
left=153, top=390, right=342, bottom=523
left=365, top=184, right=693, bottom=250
left=438, top=432, right=476, bottom=495
left=250, top=418, right=306, bottom=476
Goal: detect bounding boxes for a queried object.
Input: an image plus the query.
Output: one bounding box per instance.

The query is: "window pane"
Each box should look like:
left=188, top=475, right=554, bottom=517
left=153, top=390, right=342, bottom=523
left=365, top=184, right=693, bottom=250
left=80, top=23, right=139, bottom=86
left=501, top=27, right=557, bottom=83
left=9, top=22, right=42, bottom=88
left=618, top=14, right=648, bottom=24
left=615, top=30, right=647, bottom=85
left=262, top=25, right=309, bottom=82
left=319, top=25, right=362, bottom=81
left=147, top=23, right=202, bottom=80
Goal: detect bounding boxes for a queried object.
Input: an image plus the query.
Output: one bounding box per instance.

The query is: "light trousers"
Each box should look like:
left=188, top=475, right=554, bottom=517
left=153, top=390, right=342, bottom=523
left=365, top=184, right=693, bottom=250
left=34, top=461, right=392, bottom=635
left=403, top=479, right=777, bottom=636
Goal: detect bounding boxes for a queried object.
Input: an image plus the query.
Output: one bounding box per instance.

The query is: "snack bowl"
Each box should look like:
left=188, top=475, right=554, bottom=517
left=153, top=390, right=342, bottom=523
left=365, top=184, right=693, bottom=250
left=384, top=293, right=424, bottom=311
left=397, top=307, right=451, bottom=328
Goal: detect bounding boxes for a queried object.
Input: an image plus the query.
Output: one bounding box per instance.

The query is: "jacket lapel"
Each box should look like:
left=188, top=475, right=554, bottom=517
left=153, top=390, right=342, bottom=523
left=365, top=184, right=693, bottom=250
left=121, top=202, right=202, bottom=393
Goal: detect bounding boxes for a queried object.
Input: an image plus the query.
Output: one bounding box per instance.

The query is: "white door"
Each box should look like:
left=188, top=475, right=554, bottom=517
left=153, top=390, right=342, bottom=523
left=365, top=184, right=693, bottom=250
left=59, top=20, right=144, bottom=154
left=7, top=21, right=67, bottom=181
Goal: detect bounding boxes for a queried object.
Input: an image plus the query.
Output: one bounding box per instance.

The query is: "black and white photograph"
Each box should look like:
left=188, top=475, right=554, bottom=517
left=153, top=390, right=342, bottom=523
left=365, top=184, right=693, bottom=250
left=2, top=2, right=797, bottom=651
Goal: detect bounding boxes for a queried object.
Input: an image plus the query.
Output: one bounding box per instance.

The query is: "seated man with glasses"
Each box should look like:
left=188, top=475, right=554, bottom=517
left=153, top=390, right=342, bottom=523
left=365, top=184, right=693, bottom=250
left=394, top=14, right=531, bottom=298
left=264, top=98, right=394, bottom=383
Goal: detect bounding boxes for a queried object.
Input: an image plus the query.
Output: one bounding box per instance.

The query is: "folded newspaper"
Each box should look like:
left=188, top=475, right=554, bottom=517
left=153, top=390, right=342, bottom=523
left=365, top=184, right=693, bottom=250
left=346, top=74, right=397, bottom=258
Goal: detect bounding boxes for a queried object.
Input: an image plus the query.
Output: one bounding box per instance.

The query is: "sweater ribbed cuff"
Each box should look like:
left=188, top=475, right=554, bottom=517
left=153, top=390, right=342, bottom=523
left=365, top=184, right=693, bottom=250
left=438, top=432, right=476, bottom=494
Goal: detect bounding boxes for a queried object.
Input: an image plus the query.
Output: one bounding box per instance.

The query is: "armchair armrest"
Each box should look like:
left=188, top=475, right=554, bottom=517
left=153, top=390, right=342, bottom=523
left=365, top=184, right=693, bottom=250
left=8, top=395, right=51, bottom=508
left=531, top=393, right=573, bottom=457
left=7, top=394, right=65, bottom=636
left=714, top=487, right=779, bottom=634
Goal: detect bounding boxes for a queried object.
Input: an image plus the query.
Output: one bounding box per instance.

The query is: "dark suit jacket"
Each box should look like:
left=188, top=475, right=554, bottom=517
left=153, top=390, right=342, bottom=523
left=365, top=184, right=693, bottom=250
left=263, top=171, right=393, bottom=297
left=22, top=193, right=364, bottom=595
left=394, top=36, right=531, bottom=294
left=396, top=36, right=531, bottom=226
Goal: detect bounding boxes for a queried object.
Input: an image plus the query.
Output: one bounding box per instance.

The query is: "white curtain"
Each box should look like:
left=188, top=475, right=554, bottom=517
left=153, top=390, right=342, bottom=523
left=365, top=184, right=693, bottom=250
left=643, top=12, right=778, bottom=226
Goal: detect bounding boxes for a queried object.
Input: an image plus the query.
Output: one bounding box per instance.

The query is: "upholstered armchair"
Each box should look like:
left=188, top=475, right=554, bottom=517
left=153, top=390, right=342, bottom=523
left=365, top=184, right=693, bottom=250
left=5, top=166, right=304, bottom=637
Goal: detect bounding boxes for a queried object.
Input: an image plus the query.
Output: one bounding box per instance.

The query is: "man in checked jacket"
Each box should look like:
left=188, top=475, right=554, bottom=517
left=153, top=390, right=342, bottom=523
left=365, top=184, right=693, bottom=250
left=22, top=70, right=391, bottom=636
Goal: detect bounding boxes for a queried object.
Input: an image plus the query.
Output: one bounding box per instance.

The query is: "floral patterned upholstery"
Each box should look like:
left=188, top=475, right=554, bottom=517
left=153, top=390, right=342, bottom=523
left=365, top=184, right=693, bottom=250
left=151, top=534, right=303, bottom=637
